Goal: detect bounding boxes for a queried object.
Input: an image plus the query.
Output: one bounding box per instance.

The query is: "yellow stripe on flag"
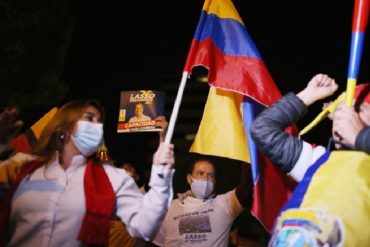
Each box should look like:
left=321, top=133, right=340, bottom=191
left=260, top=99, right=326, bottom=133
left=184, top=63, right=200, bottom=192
left=202, top=0, right=244, bottom=25
left=190, top=86, right=250, bottom=163
left=30, top=107, right=58, bottom=139
left=301, top=151, right=370, bottom=246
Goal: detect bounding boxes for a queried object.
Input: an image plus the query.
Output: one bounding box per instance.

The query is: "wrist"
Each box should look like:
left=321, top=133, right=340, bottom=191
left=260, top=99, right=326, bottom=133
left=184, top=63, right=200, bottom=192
left=296, top=90, right=316, bottom=106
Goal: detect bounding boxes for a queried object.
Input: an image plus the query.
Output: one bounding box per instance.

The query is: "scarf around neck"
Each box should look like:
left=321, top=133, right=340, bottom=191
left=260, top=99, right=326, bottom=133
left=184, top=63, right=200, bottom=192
left=0, top=158, right=115, bottom=246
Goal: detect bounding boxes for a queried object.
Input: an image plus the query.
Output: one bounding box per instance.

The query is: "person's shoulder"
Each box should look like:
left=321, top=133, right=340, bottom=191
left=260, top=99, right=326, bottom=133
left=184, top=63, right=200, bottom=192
left=103, top=164, right=129, bottom=179
left=171, top=198, right=181, bottom=206
left=161, top=198, right=181, bottom=215
left=216, top=189, right=235, bottom=196
left=214, top=190, right=235, bottom=201
left=0, top=152, right=37, bottom=168
left=103, top=164, right=141, bottom=191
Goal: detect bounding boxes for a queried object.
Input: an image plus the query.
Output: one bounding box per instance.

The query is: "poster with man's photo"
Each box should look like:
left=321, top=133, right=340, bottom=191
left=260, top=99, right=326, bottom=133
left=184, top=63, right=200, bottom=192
left=117, top=90, right=165, bottom=133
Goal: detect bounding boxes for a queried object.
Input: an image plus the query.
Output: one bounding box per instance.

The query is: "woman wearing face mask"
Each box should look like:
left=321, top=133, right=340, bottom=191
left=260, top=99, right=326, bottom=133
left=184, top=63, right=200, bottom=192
left=152, top=158, right=253, bottom=247
left=0, top=99, right=175, bottom=247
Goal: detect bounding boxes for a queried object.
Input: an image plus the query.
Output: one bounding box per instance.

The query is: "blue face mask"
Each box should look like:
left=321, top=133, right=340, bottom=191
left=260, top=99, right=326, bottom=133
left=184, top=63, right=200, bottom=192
left=71, top=120, right=103, bottom=156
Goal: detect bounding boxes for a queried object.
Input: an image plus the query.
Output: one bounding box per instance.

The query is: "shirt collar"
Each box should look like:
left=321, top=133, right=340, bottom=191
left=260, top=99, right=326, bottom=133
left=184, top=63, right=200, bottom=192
left=53, top=151, right=86, bottom=168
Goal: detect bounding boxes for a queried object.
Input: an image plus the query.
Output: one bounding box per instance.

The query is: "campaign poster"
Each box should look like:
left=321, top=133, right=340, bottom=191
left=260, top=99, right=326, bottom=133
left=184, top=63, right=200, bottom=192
left=117, top=90, right=165, bottom=133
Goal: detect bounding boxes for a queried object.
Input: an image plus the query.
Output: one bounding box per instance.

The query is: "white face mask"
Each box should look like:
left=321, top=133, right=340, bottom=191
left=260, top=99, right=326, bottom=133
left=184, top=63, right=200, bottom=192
left=71, top=120, right=103, bottom=156
left=190, top=177, right=214, bottom=199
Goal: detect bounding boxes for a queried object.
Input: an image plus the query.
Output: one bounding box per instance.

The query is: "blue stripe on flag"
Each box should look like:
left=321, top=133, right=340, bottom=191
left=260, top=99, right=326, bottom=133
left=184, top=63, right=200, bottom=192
left=193, top=11, right=262, bottom=58
left=281, top=151, right=331, bottom=211
left=242, top=97, right=265, bottom=184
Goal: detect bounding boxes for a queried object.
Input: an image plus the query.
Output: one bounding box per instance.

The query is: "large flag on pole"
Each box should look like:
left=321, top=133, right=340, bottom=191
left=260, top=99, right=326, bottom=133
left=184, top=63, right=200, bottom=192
left=185, top=0, right=297, bottom=231
left=184, top=0, right=281, bottom=106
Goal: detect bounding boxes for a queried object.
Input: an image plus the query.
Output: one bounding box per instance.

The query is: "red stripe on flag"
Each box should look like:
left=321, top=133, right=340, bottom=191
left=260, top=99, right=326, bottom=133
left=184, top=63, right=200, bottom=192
left=185, top=38, right=282, bottom=106
left=252, top=154, right=297, bottom=231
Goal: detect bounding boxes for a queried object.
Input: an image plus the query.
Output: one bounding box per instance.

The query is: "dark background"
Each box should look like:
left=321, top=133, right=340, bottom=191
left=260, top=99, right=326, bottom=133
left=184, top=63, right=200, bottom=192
left=64, top=1, right=369, bottom=163
left=1, top=0, right=369, bottom=243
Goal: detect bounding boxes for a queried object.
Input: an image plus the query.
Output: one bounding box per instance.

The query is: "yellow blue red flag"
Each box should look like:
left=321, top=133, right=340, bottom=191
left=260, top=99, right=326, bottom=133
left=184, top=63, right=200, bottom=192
left=186, top=0, right=297, bottom=231
left=270, top=151, right=370, bottom=246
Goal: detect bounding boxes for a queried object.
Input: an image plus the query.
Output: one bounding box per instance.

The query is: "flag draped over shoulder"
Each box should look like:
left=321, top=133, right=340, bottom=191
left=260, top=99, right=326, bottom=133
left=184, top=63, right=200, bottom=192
left=185, top=0, right=296, bottom=231
left=270, top=151, right=370, bottom=246
left=11, top=107, right=58, bottom=154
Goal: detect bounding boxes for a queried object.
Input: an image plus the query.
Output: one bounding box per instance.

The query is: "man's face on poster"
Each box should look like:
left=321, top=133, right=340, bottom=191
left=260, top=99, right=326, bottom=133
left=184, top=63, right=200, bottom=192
left=135, top=104, right=144, bottom=117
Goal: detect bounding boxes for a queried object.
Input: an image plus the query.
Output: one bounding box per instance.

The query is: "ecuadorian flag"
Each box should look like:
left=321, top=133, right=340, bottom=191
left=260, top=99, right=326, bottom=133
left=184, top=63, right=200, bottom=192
left=270, top=151, right=370, bottom=246
left=184, top=0, right=281, bottom=105
left=185, top=0, right=297, bottom=231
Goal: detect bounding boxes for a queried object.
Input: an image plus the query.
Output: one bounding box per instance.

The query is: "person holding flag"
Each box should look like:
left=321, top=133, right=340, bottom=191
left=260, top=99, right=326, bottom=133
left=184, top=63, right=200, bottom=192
left=251, top=73, right=370, bottom=181
left=152, top=157, right=253, bottom=247
left=0, top=99, right=176, bottom=247
left=332, top=84, right=370, bottom=152
left=163, top=0, right=298, bottom=232
left=250, top=74, right=370, bottom=246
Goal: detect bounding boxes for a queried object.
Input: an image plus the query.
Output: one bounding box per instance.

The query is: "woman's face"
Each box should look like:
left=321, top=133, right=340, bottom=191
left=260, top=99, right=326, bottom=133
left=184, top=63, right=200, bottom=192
left=80, top=106, right=102, bottom=123
left=71, top=105, right=101, bottom=135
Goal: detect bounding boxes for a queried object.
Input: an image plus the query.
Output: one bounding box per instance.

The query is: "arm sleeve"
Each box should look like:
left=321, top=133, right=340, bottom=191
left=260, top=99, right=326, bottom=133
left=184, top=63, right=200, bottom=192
left=109, top=165, right=174, bottom=241
left=355, top=126, right=370, bottom=154
left=250, top=93, right=307, bottom=173
left=288, top=141, right=326, bottom=181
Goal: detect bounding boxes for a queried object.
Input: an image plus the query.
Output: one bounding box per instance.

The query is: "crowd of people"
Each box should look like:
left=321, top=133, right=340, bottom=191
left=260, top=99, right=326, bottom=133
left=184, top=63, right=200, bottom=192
left=0, top=99, right=174, bottom=247
left=0, top=73, right=369, bottom=246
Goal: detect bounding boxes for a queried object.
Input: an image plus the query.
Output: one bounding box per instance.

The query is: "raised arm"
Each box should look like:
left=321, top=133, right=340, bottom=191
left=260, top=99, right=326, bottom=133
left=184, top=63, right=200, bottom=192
left=115, top=143, right=175, bottom=241
left=250, top=74, right=337, bottom=178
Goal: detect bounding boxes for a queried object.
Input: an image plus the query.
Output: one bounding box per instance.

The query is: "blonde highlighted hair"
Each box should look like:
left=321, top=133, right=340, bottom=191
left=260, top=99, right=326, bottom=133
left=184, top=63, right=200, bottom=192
left=33, top=99, right=104, bottom=163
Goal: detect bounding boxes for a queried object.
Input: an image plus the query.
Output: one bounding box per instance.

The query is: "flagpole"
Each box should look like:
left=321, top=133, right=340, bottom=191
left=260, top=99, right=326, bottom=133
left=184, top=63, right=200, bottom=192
left=345, top=0, right=369, bottom=106
left=157, top=71, right=188, bottom=176
left=164, top=71, right=189, bottom=144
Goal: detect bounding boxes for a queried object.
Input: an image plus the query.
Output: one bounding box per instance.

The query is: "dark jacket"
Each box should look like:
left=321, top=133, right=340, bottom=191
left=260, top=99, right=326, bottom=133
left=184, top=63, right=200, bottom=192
left=355, top=127, right=370, bottom=153
left=250, top=93, right=307, bottom=173
left=250, top=93, right=370, bottom=175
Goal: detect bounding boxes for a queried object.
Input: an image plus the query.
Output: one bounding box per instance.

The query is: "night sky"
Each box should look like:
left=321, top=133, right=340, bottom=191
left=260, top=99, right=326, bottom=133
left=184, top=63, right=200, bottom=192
left=61, top=0, right=370, bottom=165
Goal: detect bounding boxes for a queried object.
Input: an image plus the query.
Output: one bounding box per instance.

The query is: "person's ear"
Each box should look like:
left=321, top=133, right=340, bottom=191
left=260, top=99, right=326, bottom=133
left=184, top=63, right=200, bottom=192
left=186, top=174, right=192, bottom=185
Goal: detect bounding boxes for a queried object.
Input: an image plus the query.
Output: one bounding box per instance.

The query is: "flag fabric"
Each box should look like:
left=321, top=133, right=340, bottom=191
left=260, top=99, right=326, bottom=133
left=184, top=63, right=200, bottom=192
left=10, top=107, right=58, bottom=154
left=184, top=0, right=281, bottom=107
left=190, top=87, right=250, bottom=163
left=270, top=151, right=370, bottom=246
left=187, top=0, right=297, bottom=231
left=241, top=99, right=297, bottom=232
